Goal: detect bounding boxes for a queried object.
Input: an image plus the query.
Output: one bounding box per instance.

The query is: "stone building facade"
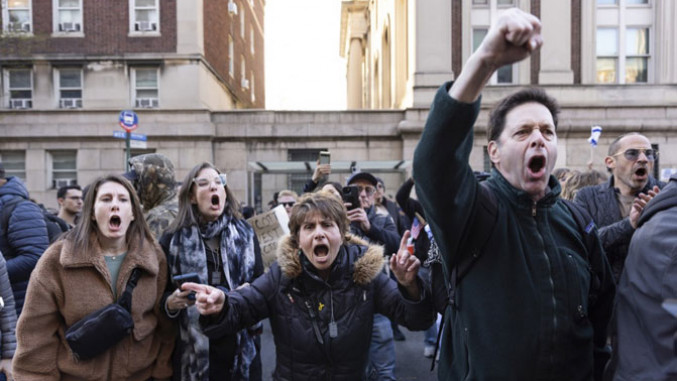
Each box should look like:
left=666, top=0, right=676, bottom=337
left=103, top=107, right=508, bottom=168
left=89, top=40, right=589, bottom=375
left=2, top=0, right=677, bottom=212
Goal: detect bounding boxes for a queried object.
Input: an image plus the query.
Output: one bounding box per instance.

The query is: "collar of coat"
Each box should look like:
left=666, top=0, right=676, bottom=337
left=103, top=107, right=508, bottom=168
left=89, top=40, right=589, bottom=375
left=58, top=232, right=159, bottom=277
left=276, top=233, right=384, bottom=286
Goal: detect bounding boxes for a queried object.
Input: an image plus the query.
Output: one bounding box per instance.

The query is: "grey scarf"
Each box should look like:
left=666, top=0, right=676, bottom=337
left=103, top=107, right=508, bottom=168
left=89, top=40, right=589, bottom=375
left=168, top=212, right=257, bottom=380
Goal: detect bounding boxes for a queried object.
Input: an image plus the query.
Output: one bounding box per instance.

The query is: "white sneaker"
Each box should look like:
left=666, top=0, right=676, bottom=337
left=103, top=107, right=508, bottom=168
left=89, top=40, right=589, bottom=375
left=423, top=345, right=435, bottom=358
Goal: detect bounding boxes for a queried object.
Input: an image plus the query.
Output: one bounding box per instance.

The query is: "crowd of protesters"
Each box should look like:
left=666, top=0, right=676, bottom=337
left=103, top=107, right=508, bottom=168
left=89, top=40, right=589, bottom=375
left=0, top=7, right=676, bottom=381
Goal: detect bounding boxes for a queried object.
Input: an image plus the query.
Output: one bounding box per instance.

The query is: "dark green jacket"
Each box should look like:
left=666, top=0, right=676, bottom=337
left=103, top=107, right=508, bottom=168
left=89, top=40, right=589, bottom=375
left=413, top=83, right=615, bottom=380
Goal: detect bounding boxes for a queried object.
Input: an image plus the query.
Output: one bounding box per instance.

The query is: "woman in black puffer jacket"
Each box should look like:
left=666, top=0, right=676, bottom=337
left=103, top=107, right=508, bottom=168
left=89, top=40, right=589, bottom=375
left=183, top=192, right=434, bottom=380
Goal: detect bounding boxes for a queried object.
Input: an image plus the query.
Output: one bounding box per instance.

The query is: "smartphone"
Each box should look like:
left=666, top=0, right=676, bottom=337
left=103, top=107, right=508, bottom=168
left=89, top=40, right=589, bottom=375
left=342, top=186, right=361, bottom=210
left=172, top=273, right=200, bottom=301
left=319, top=151, right=331, bottom=165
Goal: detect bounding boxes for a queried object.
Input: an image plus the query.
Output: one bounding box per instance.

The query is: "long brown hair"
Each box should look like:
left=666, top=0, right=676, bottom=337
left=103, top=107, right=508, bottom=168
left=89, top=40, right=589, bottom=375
left=166, top=162, right=242, bottom=233
left=67, top=174, right=153, bottom=254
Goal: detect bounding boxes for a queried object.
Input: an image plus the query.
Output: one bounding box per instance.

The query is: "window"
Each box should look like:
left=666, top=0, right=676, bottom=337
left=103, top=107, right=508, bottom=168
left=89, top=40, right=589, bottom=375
left=228, top=35, right=234, bottom=77
left=3, top=0, right=32, bottom=34
left=49, top=151, right=77, bottom=189
left=132, top=68, right=159, bottom=108
left=497, top=0, right=514, bottom=6
left=596, top=27, right=650, bottom=83
left=595, top=1, right=651, bottom=84
left=130, top=0, right=159, bottom=33
left=288, top=149, right=326, bottom=194
left=240, top=56, right=249, bottom=89
left=54, top=0, right=82, bottom=33
left=599, top=0, right=649, bottom=4
left=130, top=148, right=156, bottom=158
left=240, top=8, right=245, bottom=38
left=596, top=28, right=618, bottom=83
left=0, top=151, right=26, bottom=180
left=473, top=28, right=513, bottom=84
left=5, top=69, right=33, bottom=109
left=625, top=27, right=649, bottom=83
left=251, top=72, right=255, bottom=103
left=57, top=68, right=83, bottom=108
left=250, top=28, right=255, bottom=54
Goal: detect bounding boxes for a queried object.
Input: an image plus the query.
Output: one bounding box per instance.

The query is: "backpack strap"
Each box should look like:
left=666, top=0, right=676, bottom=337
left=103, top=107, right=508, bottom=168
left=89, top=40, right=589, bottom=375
left=429, top=181, right=499, bottom=371
left=448, top=181, right=499, bottom=308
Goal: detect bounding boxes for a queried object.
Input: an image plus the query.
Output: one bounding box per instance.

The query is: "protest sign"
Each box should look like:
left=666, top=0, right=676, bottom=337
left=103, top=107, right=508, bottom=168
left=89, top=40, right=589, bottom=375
left=247, top=205, right=290, bottom=270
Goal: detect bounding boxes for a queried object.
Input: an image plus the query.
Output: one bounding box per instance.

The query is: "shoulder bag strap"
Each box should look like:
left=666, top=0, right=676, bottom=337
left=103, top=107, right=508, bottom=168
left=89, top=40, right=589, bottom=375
left=117, top=268, right=142, bottom=311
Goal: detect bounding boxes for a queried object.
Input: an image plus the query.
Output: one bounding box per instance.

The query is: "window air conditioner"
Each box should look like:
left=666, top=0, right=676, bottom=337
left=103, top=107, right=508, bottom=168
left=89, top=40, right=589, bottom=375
left=8, top=22, right=30, bottom=32
left=135, top=21, right=157, bottom=32
left=228, top=1, right=238, bottom=15
left=54, top=178, right=76, bottom=189
left=59, top=22, right=81, bottom=32
left=241, top=78, right=249, bottom=89
left=9, top=99, right=31, bottom=109
left=60, top=98, right=82, bottom=109
left=136, top=98, right=159, bottom=108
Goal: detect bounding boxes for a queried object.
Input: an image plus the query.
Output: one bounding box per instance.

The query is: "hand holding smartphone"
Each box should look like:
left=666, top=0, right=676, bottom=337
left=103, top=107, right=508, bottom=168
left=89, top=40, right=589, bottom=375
left=319, top=151, right=331, bottom=165
left=172, top=273, right=200, bottom=301
left=342, top=186, right=361, bottom=210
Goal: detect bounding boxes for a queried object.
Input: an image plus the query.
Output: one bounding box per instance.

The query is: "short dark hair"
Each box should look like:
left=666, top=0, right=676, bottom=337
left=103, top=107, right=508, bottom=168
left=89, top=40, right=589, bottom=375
left=288, top=192, right=350, bottom=249
left=57, top=184, right=82, bottom=199
left=488, top=88, right=560, bottom=143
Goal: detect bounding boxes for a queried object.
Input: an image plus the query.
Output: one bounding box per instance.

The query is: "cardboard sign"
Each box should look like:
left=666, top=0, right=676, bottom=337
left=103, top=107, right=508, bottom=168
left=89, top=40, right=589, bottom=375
left=247, top=205, right=290, bottom=270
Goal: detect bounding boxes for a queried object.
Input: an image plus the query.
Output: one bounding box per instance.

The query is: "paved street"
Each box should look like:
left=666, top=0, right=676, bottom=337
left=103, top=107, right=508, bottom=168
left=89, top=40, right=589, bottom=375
left=260, top=319, right=438, bottom=380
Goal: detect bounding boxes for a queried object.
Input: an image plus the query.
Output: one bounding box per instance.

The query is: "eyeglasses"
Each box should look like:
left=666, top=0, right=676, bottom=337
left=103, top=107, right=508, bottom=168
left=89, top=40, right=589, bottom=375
left=193, top=174, right=227, bottom=188
left=355, top=185, right=376, bottom=196
left=612, top=148, right=658, bottom=162
left=280, top=201, right=296, bottom=208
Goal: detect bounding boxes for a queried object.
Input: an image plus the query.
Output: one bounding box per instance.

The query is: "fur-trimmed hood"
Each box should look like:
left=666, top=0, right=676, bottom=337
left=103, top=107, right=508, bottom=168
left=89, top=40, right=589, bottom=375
left=276, top=233, right=384, bottom=286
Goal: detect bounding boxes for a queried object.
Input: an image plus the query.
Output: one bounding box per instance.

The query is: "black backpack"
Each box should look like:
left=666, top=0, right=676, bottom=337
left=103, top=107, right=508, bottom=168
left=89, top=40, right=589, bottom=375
left=0, top=197, right=69, bottom=247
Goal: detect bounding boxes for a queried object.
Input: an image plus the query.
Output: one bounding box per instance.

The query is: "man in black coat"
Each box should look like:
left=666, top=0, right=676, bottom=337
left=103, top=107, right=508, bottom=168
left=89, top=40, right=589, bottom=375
left=574, top=133, right=663, bottom=281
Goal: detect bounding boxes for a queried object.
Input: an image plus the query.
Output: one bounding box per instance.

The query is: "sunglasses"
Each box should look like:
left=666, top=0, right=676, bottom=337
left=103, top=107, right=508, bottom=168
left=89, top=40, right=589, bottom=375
left=193, top=174, right=227, bottom=188
left=280, top=201, right=296, bottom=208
left=355, top=185, right=376, bottom=196
left=612, top=148, right=658, bottom=162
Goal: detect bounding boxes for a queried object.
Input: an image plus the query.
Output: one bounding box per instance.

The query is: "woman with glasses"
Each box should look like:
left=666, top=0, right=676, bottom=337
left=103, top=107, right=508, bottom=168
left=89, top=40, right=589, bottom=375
left=181, top=192, right=434, bottom=380
left=160, top=162, right=264, bottom=381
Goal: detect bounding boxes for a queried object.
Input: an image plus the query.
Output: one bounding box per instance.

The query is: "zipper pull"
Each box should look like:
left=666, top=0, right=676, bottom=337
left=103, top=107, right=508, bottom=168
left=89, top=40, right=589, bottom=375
left=286, top=293, right=295, bottom=304
left=532, top=201, right=537, bottom=217
left=363, top=290, right=367, bottom=301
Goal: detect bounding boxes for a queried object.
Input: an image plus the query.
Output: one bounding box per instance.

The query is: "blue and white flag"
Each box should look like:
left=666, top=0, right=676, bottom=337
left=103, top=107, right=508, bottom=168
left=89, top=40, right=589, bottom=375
left=588, top=125, right=602, bottom=147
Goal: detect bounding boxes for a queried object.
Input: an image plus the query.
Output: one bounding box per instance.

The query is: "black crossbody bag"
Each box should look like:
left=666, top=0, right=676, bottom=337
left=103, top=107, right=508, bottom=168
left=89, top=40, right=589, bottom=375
left=65, top=268, right=142, bottom=361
